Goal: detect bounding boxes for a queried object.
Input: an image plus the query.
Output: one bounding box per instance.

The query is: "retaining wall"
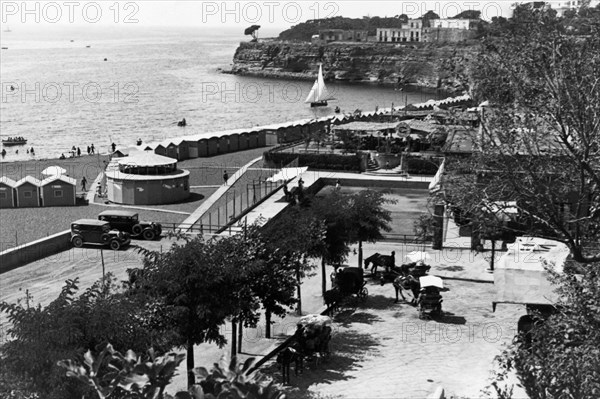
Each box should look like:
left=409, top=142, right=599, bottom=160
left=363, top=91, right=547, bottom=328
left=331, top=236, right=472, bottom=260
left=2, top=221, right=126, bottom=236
left=0, top=230, right=71, bottom=274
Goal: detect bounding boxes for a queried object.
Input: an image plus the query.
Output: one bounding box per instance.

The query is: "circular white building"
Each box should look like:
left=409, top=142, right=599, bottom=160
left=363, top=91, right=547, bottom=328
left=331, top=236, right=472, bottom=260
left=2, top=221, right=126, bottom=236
left=106, top=152, right=190, bottom=205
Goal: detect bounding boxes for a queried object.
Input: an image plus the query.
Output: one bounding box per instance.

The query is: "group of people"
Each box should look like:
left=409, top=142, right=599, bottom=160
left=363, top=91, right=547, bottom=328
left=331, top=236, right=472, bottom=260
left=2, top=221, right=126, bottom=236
left=59, top=144, right=96, bottom=160
left=1, top=147, right=35, bottom=157
left=3, top=136, right=26, bottom=142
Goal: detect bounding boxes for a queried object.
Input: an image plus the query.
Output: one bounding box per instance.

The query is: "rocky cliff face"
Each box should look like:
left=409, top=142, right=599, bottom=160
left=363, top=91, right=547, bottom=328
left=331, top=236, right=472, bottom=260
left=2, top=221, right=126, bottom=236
left=229, top=40, right=477, bottom=94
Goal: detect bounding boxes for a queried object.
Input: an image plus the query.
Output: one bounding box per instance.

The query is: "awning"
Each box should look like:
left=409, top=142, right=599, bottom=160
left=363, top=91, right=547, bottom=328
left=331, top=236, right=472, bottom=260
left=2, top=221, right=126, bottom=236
left=266, top=167, right=308, bottom=182
left=42, top=166, right=67, bottom=176
left=493, top=237, right=570, bottom=308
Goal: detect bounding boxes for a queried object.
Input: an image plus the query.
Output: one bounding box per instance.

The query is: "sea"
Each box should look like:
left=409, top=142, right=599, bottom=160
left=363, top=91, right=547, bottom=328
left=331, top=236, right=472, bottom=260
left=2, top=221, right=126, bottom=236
left=1, top=26, right=443, bottom=162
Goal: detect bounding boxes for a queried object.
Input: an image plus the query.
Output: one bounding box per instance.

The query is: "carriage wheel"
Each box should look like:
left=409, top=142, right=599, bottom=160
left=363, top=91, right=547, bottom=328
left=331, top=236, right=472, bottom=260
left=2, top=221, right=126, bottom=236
left=358, top=287, right=368, bottom=301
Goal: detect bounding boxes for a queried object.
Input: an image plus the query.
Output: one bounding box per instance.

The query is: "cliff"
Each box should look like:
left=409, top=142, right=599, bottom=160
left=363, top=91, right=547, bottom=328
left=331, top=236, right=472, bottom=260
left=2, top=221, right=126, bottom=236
left=228, top=40, right=478, bottom=94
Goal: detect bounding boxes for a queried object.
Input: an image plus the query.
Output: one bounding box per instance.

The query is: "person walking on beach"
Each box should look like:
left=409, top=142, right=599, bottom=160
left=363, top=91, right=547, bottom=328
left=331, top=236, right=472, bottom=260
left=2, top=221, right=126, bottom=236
left=223, top=170, right=229, bottom=185
left=90, top=144, right=95, bottom=154
left=111, top=142, right=116, bottom=153
left=77, top=147, right=81, bottom=157
left=87, top=145, right=91, bottom=155
left=81, top=177, right=87, bottom=192
left=335, top=179, right=341, bottom=191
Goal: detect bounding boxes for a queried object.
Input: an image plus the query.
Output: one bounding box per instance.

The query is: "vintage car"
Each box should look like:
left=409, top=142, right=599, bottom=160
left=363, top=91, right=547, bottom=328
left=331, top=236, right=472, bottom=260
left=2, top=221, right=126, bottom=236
left=70, top=219, right=131, bottom=250
left=98, top=210, right=162, bottom=240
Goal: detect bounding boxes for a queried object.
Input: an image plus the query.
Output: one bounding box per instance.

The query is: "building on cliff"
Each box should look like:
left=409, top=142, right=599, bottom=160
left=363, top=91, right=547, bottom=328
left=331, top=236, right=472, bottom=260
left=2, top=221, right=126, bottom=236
left=429, top=18, right=478, bottom=30
left=521, top=0, right=600, bottom=16
left=312, top=29, right=369, bottom=44
left=377, top=19, right=423, bottom=42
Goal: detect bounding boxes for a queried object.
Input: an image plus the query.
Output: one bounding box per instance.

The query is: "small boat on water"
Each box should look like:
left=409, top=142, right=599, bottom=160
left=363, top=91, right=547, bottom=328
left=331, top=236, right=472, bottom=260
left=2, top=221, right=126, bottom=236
left=2, top=138, right=28, bottom=146
left=305, top=64, right=335, bottom=108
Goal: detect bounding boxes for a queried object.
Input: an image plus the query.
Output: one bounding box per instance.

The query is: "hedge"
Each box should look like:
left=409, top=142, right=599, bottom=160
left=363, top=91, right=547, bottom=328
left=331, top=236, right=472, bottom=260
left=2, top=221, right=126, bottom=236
left=405, top=157, right=442, bottom=175
left=263, top=151, right=363, bottom=172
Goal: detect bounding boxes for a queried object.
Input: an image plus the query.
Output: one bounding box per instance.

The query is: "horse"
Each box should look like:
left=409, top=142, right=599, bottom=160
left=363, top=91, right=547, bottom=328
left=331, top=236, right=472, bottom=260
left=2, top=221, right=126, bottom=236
left=276, top=345, right=303, bottom=385
left=323, top=288, right=343, bottom=316
left=392, top=275, right=421, bottom=304
left=364, top=251, right=395, bottom=276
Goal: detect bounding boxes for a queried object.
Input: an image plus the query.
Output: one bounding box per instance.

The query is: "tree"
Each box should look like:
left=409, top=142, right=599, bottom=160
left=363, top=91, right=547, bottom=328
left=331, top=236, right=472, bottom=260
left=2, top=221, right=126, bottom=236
left=439, top=7, right=600, bottom=263
left=421, top=10, right=440, bottom=27
left=0, top=275, right=159, bottom=399
left=130, top=238, right=242, bottom=388
left=347, top=190, right=395, bottom=267
left=452, top=10, right=481, bottom=19
left=260, top=206, right=325, bottom=315
left=310, top=191, right=354, bottom=294
left=244, top=25, right=261, bottom=42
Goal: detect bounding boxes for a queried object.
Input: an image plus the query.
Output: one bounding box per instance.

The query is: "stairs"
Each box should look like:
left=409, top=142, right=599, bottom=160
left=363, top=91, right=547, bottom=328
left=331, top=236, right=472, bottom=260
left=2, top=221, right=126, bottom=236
left=366, top=159, right=380, bottom=171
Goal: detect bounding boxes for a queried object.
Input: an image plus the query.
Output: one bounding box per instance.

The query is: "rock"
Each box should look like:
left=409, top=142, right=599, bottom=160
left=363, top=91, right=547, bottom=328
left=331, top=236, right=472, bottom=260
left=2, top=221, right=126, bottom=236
left=227, top=41, right=476, bottom=94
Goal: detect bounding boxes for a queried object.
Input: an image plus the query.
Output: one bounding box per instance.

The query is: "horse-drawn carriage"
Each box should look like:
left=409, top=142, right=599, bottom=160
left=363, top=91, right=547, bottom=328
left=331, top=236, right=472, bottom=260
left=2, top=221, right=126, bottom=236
left=325, top=267, right=368, bottom=314
left=277, top=314, right=333, bottom=384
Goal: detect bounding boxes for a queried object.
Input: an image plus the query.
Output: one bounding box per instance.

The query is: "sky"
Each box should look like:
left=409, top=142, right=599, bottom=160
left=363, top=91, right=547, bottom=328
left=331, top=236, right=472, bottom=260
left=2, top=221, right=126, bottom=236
left=1, top=1, right=519, bottom=32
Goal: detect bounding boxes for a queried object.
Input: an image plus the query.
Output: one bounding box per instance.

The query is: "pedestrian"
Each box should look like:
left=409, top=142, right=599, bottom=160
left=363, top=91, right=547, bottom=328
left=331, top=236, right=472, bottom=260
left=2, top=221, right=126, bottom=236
left=111, top=142, right=116, bottom=153
left=81, top=176, right=87, bottom=192
left=87, top=145, right=91, bottom=155
left=386, top=161, right=390, bottom=169
left=223, top=170, right=229, bottom=185
left=90, top=144, right=95, bottom=154
left=77, top=147, right=81, bottom=157
left=1, top=149, right=6, bottom=158
left=335, top=179, right=341, bottom=191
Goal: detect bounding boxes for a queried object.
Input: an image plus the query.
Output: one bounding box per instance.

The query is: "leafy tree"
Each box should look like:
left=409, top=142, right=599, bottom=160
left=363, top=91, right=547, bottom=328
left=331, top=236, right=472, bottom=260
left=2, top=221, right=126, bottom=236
left=439, top=7, right=600, bottom=263
left=0, top=275, right=158, bottom=399
left=260, top=206, right=325, bottom=314
left=244, top=25, right=261, bottom=42
left=452, top=10, right=481, bottom=19
left=421, top=10, right=440, bottom=28
left=346, top=190, right=395, bottom=267
left=310, top=191, right=354, bottom=294
left=130, top=238, right=241, bottom=388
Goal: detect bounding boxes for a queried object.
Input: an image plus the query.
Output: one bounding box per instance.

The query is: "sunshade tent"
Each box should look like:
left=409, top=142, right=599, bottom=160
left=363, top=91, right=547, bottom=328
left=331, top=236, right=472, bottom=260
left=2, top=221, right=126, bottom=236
left=493, top=237, right=570, bottom=310
left=405, top=251, right=431, bottom=263
left=420, top=275, right=444, bottom=289
left=41, top=166, right=67, bottom=176
left=266, top=167, right=308, bottom=182
left=332, top=121, right=402, bottom=136
left=298, top=314, right=332, bottom=326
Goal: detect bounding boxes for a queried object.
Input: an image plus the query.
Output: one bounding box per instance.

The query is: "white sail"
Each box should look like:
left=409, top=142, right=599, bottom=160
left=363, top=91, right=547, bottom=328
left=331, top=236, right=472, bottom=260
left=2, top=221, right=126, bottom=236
left=305, top=64, right=334, bottom=103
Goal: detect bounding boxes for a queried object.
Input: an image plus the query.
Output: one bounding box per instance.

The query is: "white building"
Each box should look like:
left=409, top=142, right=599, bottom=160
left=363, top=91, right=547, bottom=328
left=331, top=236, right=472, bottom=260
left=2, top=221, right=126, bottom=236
left=377, top=19, right=423, bottom=42
left=430, top=19, right=475, bottom=30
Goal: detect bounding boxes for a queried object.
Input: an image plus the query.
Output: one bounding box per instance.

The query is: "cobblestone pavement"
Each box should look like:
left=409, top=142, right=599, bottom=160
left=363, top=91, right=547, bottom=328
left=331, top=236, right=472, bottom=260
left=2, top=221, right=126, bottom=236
left=262, top=277, right=526, bottom=399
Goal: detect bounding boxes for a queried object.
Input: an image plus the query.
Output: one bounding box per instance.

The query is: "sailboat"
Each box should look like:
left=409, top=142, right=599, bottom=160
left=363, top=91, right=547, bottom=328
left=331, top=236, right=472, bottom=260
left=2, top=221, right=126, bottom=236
left=305, top=64, right=335, bottom=107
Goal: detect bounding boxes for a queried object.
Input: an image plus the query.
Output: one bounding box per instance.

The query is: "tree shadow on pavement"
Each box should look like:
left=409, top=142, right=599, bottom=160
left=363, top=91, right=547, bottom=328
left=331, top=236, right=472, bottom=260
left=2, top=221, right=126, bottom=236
left=437, top=311, right=467, bottom=325
left=335, top=311, right=382, bottom=327
left=261, top=330, right=381, bottom=397
left=358, top=294, right=398, bottom=310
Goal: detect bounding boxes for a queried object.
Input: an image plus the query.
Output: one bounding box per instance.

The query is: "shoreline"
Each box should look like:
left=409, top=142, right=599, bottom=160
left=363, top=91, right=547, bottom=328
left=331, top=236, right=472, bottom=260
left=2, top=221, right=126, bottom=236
left=221, top=68, right=454, bottom=94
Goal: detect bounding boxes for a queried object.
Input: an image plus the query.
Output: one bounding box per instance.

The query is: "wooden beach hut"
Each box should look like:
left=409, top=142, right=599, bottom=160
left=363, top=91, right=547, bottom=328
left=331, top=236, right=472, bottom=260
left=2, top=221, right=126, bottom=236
left=177, top=140, right=190, bottom=160
left=14, top=176, right=41, bottom=207
left=40, top=175, right=76, bottom=207
left=186, top=140, right=199, bottom=158
left=238, top=133, right=249, bottom=150
left=256, top=130, right=267, bottom=147
left=207, top=137, right=218, bottom=156
left=248, top=131, right=258, bottom=149
left=228, top=134, right=239, bottom=152
left=0, top=177, right=16, bottom=208
left=154, top=144, right=167, bottom=157
left=218, top=136, right=229, bottom=154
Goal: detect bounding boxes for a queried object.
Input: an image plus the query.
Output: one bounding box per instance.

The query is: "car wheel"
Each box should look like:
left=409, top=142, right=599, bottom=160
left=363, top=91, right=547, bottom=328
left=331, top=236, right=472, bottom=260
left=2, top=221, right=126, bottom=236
left=72, top=236, right=83, bottom=248
left=142, top=229, right=156, bottom=240
left=132, top=224, right=143, bottom=235
left=109, top=240, right=121, bottom=250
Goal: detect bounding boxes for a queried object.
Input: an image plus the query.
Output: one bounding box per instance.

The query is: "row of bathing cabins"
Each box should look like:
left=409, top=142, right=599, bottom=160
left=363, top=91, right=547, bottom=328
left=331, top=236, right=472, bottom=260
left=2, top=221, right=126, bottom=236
left=0, top=95, right=471, bottom=208
left=126, top=93, right=470, bottom=162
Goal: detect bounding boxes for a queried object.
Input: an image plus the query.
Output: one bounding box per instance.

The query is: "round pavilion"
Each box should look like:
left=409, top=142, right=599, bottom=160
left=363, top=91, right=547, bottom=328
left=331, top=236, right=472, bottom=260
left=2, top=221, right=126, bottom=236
left=106, top=151, right=190, bottom=205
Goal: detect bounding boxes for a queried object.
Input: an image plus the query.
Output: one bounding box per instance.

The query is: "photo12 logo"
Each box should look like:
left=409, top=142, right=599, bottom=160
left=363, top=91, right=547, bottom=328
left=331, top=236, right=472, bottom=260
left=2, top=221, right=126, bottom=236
left=200, top=80, right=339, bottom=104
left=201, top=1, right=340, bottom=25
left=1, top=1, right=140, bottom=24
left=1, top=82, right=139, bottom=104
